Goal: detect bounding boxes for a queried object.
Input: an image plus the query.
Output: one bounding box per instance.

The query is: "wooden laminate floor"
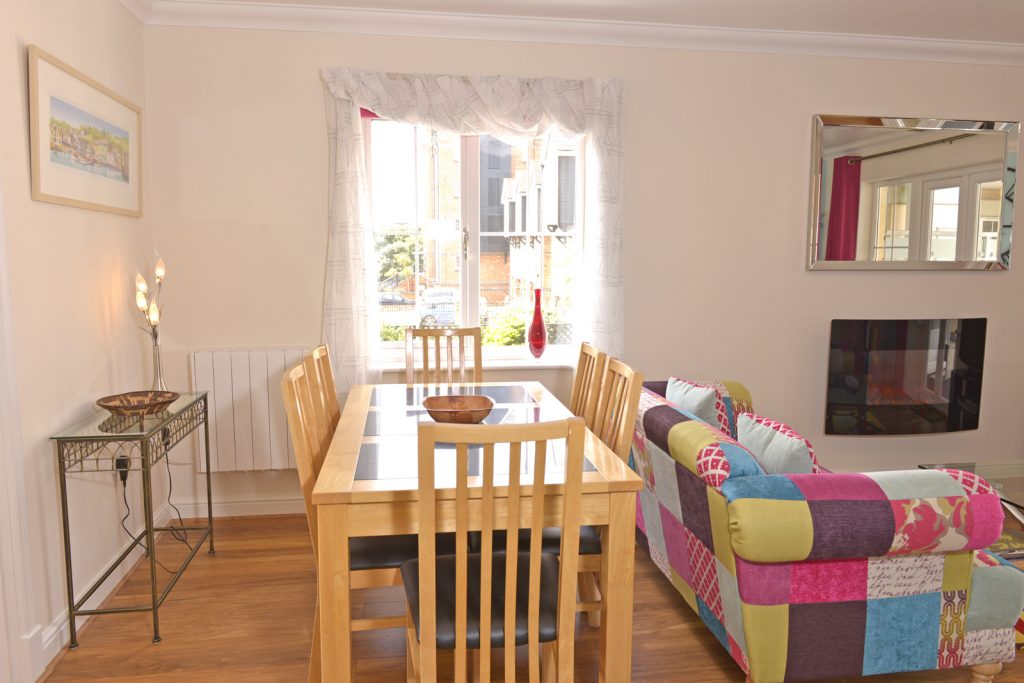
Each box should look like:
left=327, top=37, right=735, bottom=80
left=41, top=515, right=1023, bottom=683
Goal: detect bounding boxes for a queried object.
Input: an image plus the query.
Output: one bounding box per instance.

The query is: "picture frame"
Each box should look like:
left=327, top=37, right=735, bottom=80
left=28, top=45, right=142, bottom=217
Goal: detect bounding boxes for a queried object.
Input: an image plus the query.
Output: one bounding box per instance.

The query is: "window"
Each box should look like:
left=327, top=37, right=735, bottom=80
left=868, top=166, right=1002, bottom=263
left=367, top=117, right=583, bottom=358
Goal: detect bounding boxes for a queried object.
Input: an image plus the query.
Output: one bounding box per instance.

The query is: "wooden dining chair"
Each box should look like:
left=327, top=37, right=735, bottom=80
left=402, top=417, right=585, bottom=683
left=572, top=357, right=644, bottom=628
left=405, top=327, right=483, bottom=384
left=568, top=342, right=606, bottom=430
left=284, top=362, right=437, bottom=683
left=592, top=358, right=644, bottom=463
left=309, top=344, right=340, bottom=429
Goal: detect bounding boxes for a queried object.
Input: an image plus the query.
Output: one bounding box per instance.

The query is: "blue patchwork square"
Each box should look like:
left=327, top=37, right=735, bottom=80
left=863, top=593, right=941, bottom=675
left=697, top=596, right=729, bottom=651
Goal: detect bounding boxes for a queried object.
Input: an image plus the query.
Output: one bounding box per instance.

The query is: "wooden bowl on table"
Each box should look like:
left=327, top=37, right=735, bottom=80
left=97, top=390, right=180, bottom=416
left=422, top=395, right=494, bottom=424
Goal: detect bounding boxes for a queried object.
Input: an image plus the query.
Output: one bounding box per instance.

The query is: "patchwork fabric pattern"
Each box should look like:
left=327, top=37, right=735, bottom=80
left=937, top=467, right=995, bottom=495
left=736, top=413, right=822, bottom=474
left=630, top=378, right=1024, bottom=683
left=890, top=496, right=972, bottom=554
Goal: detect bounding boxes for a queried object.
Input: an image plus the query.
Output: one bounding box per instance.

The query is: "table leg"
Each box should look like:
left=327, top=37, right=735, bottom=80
left=202, top=408, right=216, bottom=556
left=599, top=491, right=636, bottom=683
left=318, top=503, right=352, bottom=682
left=57, top=447, right=78, bottom=649
left=141, top=443, right=161, bottom=643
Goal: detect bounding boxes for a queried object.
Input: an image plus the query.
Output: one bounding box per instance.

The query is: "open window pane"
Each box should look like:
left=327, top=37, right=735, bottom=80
left=927, top=185, right=959, bottom=261
left=370, top=120, right=462, bottom=341
left=975, top=179, right=1002, bottom=261
left=873, top=183, right=910, bottom=261
left=477, top=131, right=579, bottom=348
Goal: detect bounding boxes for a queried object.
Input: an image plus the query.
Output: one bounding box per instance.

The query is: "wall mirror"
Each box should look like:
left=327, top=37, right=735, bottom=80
left=808, top=115, right=1018, bottom=270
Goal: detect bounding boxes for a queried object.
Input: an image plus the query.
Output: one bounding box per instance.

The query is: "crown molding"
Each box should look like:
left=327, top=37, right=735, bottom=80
left=117, top=0, right=155, bottom=23
left=120, top=0, right=1024, bottom=67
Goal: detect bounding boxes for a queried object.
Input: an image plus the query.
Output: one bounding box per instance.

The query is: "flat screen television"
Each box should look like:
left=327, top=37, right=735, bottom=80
left=825, top=318, right=986, bottom=435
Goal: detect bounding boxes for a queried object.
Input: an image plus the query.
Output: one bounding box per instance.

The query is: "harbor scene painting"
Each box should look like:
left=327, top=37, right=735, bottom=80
left=49, top=96, right=130, bottom=183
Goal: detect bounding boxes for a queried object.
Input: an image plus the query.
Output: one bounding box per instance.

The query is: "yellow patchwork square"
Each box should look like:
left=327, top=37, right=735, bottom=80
left=728, top=499, right=813, bottom=563
left=942, top=551, right=973, bottom=592
left=708, top=488, right=736, bottom=574
left=741, top=603, right=788, bottom=683
left=666, top=420, right=718, bottom=475
left=670, top=568, right=698, bottom=613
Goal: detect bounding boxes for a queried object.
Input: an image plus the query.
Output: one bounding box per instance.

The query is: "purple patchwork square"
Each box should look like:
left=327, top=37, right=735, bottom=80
left=677, top=464, right=714, bottom=550
left=807, top=499, right=895, bottom=560
left=790, top=473, right=888, bottom=501
left=790, top=558, right=868, bottom=603
left=735, top=556, right=792, bottom=606
left=786, top=601, right=867, bottom=680
left=660, top=504, right=692, bottom=585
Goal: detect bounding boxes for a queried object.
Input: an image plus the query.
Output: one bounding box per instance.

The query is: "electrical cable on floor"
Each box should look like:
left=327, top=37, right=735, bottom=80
left=120, top=480, right=177, bottom=574
left=163, top=455, right=193, bottom=551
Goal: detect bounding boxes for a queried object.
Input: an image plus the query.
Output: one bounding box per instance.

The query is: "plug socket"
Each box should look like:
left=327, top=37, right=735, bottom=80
left=115, top=456, right=130, bottom=484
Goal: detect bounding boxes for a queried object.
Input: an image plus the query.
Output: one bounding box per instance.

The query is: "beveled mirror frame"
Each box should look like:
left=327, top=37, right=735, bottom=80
left=807, top=115, right=1019, bottom=271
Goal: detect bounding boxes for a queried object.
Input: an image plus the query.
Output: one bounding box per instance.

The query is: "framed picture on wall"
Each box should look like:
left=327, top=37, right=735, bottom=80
left=28, top=45, right=142, bottom=217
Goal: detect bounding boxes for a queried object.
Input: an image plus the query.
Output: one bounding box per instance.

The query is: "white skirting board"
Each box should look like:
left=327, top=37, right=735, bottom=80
left=190, top=349, right=305, bottom=473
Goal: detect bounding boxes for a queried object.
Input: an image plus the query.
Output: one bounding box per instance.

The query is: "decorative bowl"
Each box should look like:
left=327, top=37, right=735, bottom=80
left=422, top=395, right=494, bottom=424
left=97, top=391, right=180, bottom=416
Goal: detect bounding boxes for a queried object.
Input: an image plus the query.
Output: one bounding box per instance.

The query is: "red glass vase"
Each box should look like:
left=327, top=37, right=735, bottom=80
left=528, top=288, right=547, bottom=358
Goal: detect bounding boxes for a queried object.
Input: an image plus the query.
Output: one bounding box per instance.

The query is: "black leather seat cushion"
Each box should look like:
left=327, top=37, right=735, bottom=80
left=401, top=552, right=560, bottom=650
left=471, top=525, right=602, bottom=556
left=350, top=533, right=456, bottom=571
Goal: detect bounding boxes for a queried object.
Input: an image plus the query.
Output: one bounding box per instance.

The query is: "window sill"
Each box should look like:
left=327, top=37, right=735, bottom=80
left=379, top=347, right=575, bottom=374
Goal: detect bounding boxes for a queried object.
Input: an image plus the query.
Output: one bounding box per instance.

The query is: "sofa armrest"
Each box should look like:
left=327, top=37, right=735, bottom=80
left=721, top=469, right=1005, bottom=563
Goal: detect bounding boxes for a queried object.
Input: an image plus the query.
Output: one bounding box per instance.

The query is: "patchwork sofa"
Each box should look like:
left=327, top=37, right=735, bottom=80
left=631, top=379, right=1024, bottom=683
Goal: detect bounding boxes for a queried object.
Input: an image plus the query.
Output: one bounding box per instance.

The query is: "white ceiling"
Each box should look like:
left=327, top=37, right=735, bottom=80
left=185, top=0, right=1024, bottom=45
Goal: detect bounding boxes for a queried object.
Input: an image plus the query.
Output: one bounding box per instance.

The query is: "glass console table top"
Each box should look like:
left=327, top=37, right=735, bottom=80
left=356, top=383, right=594, bottom=483
left=51, top=392, right=207, bottom=441
left=920, top=461, right=1024, bottom=506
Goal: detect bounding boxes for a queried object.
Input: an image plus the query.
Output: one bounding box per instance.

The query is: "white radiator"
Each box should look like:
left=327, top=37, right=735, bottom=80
left=190, top=349, right=305, bottom=472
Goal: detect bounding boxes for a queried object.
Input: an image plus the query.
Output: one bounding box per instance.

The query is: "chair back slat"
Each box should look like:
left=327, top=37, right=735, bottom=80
left=454, top=442, right=469, bottom=683
left=311, top=344, right=340, bottom=429
left=478, top=443, right=495, bottom=681
left=569, top=343, right=607, bottom=430
left=527, top=437, right=547, bottom=683
left=405, top=327, right=483, bottom=384
left=415, top=419, right=584, bottom=682
left=593, top=358, right=644, bottom=461
left=503, top=441, right=521, bottom=681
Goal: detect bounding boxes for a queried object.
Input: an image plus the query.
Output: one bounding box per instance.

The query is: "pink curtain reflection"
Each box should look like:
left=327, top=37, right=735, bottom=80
left=825, top=156, right=862, bottom=261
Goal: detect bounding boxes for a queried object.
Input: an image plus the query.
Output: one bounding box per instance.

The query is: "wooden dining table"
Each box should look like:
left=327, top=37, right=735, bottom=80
left=312, top=381, right=643, bottom=682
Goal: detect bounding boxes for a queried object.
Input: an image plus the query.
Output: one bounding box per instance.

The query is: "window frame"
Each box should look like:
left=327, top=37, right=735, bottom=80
left=365, top=118, right=586, bottom=367
left=868, top=162, right=1002, bottom=263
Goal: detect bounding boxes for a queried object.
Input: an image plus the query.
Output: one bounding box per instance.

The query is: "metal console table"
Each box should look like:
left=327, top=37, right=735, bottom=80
left=50, top=391, right=215, bottom=647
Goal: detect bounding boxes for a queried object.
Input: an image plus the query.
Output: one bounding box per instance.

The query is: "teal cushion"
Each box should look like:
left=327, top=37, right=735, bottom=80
left=735, top=413, right=816, bottom=475
left=665, top=377, right=723, bottom=432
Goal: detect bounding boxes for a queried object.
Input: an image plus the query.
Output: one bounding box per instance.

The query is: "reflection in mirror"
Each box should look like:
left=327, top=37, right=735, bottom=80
left=808, top=116, right=1019, bottom=270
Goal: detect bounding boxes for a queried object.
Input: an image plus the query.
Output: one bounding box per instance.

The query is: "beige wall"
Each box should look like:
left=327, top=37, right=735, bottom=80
left=0, top=0, right=154, bottom=667
left=145, top=24, right=1024, bottom=479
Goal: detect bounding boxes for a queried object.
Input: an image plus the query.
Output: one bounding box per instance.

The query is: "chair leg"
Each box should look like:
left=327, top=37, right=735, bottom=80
left=579, top=571, right=602, bottom=628
left=971, top=662, right=1003, bottom=683
left=308, top=601, right=322, bottom=683
left=541, top=642, right=557, bottom=683
left=405, top=607, right=420, bottom=683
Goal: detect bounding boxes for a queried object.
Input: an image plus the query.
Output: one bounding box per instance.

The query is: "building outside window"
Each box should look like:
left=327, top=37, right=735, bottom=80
left=367, top=117, right=583, bottom=359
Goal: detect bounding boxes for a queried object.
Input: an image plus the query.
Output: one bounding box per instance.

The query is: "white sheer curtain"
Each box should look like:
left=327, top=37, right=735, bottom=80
left=320, top=68, right=625, bottom=395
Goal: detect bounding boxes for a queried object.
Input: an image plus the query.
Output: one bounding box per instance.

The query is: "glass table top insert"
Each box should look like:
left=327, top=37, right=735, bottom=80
left=356, top=383, right=594, bottom=483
